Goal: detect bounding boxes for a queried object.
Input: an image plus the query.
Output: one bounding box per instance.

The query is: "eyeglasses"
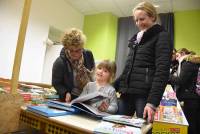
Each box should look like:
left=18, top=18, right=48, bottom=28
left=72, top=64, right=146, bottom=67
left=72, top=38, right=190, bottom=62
left=67, top=48, right=83, bottom=54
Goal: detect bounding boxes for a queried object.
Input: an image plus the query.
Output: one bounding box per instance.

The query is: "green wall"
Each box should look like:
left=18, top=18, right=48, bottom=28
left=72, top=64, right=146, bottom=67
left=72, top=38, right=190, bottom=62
left=83, top=12, right=118, bottom=61
left=174, top=10, right=200, bottom=54
left=83, top=10, right=200, bottom=61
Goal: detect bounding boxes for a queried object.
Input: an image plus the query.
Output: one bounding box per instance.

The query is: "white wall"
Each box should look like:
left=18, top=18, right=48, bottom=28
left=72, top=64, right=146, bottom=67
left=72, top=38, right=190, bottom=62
left=0, top=0, right=24, bottom=79
left=0, top=0, right=84, bottom=84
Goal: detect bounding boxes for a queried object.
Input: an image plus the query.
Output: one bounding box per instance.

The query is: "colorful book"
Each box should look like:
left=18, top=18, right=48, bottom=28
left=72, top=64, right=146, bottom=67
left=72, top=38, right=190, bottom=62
left=44, top=94, right=59, bottom=99
left=94, top=121, right=141, bottom=134
left=27, top=105, right=74, bottom=117
left=160, top=99, right=177, bottom=106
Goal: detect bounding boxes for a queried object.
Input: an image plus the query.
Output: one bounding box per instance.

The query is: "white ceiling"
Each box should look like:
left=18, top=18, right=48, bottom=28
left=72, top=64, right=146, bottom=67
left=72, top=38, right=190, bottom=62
left=65, top=0, right=200, bottom=17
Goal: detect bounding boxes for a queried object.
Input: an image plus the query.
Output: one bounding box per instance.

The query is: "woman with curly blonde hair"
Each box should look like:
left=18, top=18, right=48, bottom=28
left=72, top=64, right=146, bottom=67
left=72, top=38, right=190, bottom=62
left=52, top=28, right=95, bottom=102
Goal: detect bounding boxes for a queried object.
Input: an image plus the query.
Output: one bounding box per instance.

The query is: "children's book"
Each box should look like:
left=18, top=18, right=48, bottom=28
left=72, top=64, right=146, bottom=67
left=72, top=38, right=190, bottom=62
left=94, top=121, right=141, bottom=134
left=102, top=115, right=146, bottom=128
left=70, top=91, right=109, bottom=105
left=160, top=98, right=177, bottom=106
left=27, top=105, right=74, bottom=117
left=47, top=100, right=79, bottom=112
left=72, top=102, right=111, bottom=118
left=47, top=91, right=111, bottom=118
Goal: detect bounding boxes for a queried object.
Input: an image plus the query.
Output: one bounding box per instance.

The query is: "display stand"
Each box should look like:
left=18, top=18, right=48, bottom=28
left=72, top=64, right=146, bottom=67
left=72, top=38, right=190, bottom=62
left=152, top=85, right=188, bottom=134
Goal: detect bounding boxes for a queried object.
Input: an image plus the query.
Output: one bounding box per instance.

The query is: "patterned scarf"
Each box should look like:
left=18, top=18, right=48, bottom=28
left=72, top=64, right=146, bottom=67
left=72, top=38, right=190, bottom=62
left=65, top=50, right=93, bottom=95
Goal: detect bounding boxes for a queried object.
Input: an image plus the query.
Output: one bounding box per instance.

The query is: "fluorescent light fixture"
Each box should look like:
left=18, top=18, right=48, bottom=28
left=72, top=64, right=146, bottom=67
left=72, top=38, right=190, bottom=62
left=154, top=4, right=160, bottom=8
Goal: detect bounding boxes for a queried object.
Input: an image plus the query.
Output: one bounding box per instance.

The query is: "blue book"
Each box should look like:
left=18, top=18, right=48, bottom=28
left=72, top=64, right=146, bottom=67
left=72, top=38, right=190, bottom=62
left=160, top=99, right=177, bottom=106
left=27, top=105, right=74, bottom=117
left=47, top=101, right=79, bottom=113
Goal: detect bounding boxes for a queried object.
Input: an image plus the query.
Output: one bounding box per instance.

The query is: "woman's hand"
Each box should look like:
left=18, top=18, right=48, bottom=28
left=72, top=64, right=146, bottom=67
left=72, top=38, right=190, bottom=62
left=98, top=101, right=109, bottom=112
left=143, top=105, right=156, bottom=123
left=65, top=93, right=71, bottom=102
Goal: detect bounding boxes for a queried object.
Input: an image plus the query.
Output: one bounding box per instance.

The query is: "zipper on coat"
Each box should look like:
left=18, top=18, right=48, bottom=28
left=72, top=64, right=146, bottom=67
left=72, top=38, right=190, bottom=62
left=145, top=67, right=149, bottom=83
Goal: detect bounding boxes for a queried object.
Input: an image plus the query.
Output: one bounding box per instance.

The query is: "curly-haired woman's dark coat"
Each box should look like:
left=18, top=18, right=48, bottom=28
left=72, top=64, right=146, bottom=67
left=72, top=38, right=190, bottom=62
left=52, top=47, right=95, bottom=101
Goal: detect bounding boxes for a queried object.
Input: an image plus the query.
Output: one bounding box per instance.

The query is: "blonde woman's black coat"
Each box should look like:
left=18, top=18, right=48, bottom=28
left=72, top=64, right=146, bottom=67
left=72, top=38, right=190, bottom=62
left=114, top=24, right=173, bottom=107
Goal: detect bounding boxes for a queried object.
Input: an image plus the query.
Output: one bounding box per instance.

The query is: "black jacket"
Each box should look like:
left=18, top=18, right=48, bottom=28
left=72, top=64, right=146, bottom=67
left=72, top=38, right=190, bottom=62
left=114, top=24, right=172, bottom=107
left=170, top=60, right=200, bottom=100
left=52, top=47, right=95, bottom=101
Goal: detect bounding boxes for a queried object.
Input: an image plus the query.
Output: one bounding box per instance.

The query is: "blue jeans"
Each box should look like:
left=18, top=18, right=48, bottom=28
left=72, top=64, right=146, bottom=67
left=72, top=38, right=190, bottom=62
left=117, top=94, right=147, bottom=118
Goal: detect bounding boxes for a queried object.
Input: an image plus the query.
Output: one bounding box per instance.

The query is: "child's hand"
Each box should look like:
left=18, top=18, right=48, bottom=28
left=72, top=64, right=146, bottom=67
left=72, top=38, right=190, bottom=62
left=98, top=101, right=109, bottom=112
left=65, top=93, right=71, bottom=102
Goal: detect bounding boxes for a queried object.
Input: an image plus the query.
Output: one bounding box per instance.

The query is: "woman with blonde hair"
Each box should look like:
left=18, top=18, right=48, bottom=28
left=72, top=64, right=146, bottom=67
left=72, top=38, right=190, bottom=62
left=52, top=28, right=95, bottom=102
left=114, top=1, right=172, bottom=123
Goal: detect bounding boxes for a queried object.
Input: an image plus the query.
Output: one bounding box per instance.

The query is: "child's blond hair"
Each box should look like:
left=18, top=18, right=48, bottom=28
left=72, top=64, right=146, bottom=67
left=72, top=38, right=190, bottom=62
left=96, top=60, right=116, bottom=83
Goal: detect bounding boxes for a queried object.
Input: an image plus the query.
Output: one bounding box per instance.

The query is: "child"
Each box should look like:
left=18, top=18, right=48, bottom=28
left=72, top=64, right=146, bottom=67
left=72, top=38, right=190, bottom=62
left=79, top=60, right=118, bottom=114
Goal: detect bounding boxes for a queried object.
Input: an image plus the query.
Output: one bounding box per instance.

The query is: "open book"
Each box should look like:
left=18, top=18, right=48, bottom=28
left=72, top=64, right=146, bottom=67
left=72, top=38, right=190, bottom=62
left=47, top=91, right=111, bottom=118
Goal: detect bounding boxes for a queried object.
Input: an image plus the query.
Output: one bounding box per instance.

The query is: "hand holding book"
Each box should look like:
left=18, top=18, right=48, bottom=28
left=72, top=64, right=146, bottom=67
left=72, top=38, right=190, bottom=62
left=97, top=101, right=109, bottom=112
left=65, top=92, right=71, bottom=103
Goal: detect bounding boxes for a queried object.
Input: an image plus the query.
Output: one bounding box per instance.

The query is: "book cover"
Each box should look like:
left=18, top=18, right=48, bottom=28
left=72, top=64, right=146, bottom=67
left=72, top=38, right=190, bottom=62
left=47, top=100, right=79, bottom=113
left=94, top=121, right=141, bottom=134
left=72, top=102, right=111, bottom=118
left=160, top=99, right=177, bottom=106
left=70, top=91, right=109, bottom=105
left=102, top=115, right=146, bottom=128
left=44, top=94, right=59, bottom=99
left=27, top=105, right=73, bottom=117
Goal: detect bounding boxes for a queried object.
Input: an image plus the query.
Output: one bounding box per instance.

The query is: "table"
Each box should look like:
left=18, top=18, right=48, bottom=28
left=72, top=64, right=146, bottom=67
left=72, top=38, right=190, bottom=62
left=20, top=109, right=99, bottom=133
left=20, top=108, right=152, bottom=134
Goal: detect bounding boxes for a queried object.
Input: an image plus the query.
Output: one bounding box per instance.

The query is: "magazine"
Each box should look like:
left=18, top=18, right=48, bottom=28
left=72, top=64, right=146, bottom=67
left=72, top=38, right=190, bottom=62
left=47, top=91, right=110, bottom=118
left=94, top=121, right=141, bottom=134
left=102, top=115, right=146, bottom=128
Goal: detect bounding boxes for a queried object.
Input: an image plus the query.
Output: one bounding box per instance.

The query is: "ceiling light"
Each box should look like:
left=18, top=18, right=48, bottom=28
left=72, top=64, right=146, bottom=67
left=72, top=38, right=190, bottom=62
left=154, top=4, right=160, bottom=8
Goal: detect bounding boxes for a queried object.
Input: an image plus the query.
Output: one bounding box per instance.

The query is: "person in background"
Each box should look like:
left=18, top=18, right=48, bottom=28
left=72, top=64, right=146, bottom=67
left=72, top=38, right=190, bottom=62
left=168, top=48, right=179, bottom=91
left=80, top=60, right=118, bottom=114
left=114, top=1, right=172, bottom=123
left=52, top=28, right=95, bottom=102
left=170, top=48, right=179, bottom=75
left=169, top=48, right=200, bottom=134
